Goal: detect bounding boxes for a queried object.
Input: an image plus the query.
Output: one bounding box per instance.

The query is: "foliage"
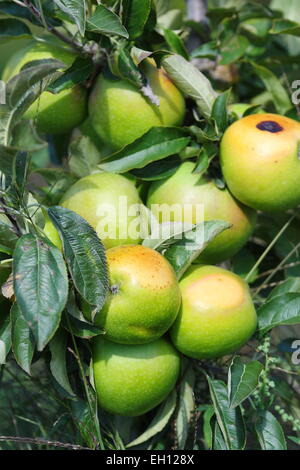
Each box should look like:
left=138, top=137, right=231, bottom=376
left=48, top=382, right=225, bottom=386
left=0, top=0, right=299, bottom=451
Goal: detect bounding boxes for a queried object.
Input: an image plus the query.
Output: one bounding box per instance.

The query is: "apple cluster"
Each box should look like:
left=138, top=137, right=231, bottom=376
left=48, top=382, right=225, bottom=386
left=4, top=40, right=300, bottom=419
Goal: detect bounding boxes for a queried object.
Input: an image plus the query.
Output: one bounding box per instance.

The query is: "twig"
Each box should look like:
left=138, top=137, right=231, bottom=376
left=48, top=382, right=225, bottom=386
left=0, top=436, right=90, bottom=450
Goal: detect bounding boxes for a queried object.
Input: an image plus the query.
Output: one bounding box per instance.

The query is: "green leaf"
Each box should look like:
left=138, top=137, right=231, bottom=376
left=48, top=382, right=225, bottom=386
left=207, top=377, right=246, bottom=450
left=48, top=57, right=93, bottom=94
left=228, top=356, right=263, bottom=408
left=49, top=328, right=75, bottom=396
left=257, top=293, right=300, bottom=336
left=162, top=54, right=217, bottom=119
left=71, top=397, right=99, bottom=449
left=11, top=302, right=35, bottom=374
left=0, top=219, right=19, bottom=250
left=63, top=291, right=103, bottom=339
left=219, top=35, right=250, bottom=65
left=131, top=155, right=181, bottom=181
left=254, top=410, right=287, bottom=450
left=123, top=0, right=151, bottom=39
left=202, top=406, right=215, bottom=450
left=53, top=0, right=86, bottom=36
left=98, top=127, right=190, bottom=173
left=0, top=59, right=63, bottom=146
left=163, top=220, right=231, bottom=279
left=126, top=389, right=177, bottom=448
left=211, top=89, right=231, bottom=134
left=213, top=421, right=228, bottom=450
left=0, top=2, right=41, bottom=26
left=163, top=29, right=189, bottom=59
left=251, top=62, right=292, bottom=114
left=175, top=366, right=195, bottom=449
left=268, top=278, right=300, bottom=299
left=0, top=314, right=11, bottom=364
left=0, top=18, right=31, bottom=43
left=87, top=4, right=129, bottom=38
left=48, top=206, right=109, bottom=310
left=270, top=19, right=300, bottom=37
left=13, top=234, right=68, bottom=351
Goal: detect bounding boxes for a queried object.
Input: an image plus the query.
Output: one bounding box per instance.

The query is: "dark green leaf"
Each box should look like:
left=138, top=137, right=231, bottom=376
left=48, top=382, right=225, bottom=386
left=220, top=35, right=250, bottom=65
left=48, top=206, right=109, bottom=310
left=123, top=0, right=151, bottom=40
left=13, top=233, right=68, bottom=351
left=87, top=5, right=129, bottom=38
left=131, top=155, right=181, bottom=181
left=254, top=410, right=287, bottom=450
left=68, top=135, right=102, bottom=177
left=11, top=302, right=35, bottom=374
left=48, top=57, right=93, bottom=93
left=228, top=356, right=263, bottom=408
left=257, top=293, right=300, bottom=336
left=49, top=328, right=75, bottom=396
left=163, top=29, right=189, bottom=59
left=99, top=127, right=190, bottom=173
left=207, top=377, right=246, bottom=450
left=211, top=89, right=231, bottom=134
left=270, top=19, right=300, bottom=37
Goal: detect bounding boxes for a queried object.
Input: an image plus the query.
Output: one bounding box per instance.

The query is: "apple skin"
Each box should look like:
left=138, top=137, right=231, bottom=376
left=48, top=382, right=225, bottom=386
left=2, top=41, right=87, bottom=135
left=220, top=113, right=300, bottom=212
left=60, top=172, right=145, bottom=249
left=43, top=214, right=63, bottom=251
left=147, top=161, right=256, bottom=264
left=92, top=245, right=181, bottom=344
left=93, top=336, right=180, bottom=416
left=170, top=265, right=257, bottom=359
left=89, top=61, right=185, bottom=150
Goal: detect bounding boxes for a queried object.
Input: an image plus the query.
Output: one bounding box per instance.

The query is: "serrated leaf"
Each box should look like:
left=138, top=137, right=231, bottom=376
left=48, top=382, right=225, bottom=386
left=49, top=328, right=75, bottom=396
left=11, top=302, right=35, bottom=374
left=254, top=410, right=287, bottom=450
left=228, top=356, right=263, bottom=408
left=87, top=4, right=128, bottom=38
left=48, top=57, right=93, bottom=93
left=162, top=54, right=217, bottom=119
left=126, top=389, right=177, bottom=448
left=53, top=0, right=86, bottom=36
left=48, top=206, right=109, bottom=310
left=257, top=293, right=300, bottom=336
left=13, top=233, right=68, bottom=351
left=99, top=127, right=190, bottom=173
left=207, top=377, right=246, bottom=450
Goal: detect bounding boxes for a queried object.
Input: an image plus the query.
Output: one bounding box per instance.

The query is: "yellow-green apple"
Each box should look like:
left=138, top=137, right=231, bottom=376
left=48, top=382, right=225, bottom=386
left=89, top=60, right=185, bottom=150
left=147, top=161, right=256, bottom=264
left=220, top=113, right=300, bottom=212
left=91, top=245, right=181, bottom=344
left=93, top=336, right=180, bottom=416
left=2, top=41, right=87, bottom=134
left=170, top=265, right=257, bottom=359
left=60, top=172, right=146, bottom=249
left=43, top=213, right=62, bottom=251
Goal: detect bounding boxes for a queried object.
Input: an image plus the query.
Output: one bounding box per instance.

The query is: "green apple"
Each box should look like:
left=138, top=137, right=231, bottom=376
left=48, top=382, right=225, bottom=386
left=93, top=336, right=180, bottom=416
left=89, top=60, right=185, bottom=150
left=91, top=244, right=181, bottom=344
left=2, top=41, right=87, bottom=134
left=170, top=265, right=257, bottom=359
left=60, top=172, right=146, bottom=249
left=220, top=113, right=300, bottom=212
left=43, top=213, right=62, bottom=251
left=147, top=161, right=256, bottom=264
